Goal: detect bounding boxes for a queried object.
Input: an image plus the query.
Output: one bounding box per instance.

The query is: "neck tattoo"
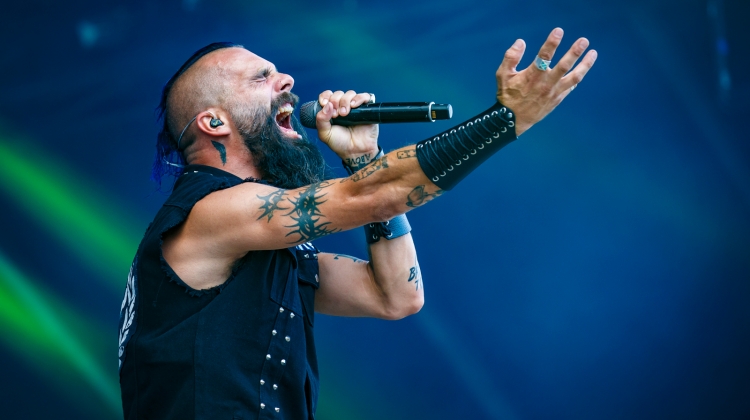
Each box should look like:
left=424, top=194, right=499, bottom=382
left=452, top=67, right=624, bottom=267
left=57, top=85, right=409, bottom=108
left=211, top=140, right=227, bottom=165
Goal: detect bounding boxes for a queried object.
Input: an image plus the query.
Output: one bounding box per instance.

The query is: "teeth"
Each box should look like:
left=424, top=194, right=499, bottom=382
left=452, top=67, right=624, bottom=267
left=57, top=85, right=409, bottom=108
left=276, top=103, right=294, bottom=116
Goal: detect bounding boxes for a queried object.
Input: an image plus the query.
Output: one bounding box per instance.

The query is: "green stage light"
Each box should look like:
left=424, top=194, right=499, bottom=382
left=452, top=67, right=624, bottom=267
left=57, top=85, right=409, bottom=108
left=0, top=138, right=142, bottom=291
left=0, top=251, right=120, bottom=418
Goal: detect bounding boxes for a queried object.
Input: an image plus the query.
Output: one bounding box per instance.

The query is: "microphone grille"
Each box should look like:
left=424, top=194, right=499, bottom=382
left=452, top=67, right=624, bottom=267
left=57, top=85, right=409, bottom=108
left=299, top=101, right=320, bottom=129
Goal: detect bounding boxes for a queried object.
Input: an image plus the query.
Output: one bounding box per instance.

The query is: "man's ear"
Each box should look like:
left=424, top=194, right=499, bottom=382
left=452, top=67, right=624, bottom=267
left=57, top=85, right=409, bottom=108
left=194, top=110, right=231, bottom=137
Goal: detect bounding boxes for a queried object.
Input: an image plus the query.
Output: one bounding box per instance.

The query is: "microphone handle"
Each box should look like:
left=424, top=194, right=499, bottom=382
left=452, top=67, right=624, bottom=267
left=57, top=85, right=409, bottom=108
left=301, top=101, right=453, bottom=127
left=337, top=102, right=452, bottom=126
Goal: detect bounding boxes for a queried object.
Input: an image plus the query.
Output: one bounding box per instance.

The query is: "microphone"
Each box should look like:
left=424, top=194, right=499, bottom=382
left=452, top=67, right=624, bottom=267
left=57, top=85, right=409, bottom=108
left=299, top=101, right=453, bottom=128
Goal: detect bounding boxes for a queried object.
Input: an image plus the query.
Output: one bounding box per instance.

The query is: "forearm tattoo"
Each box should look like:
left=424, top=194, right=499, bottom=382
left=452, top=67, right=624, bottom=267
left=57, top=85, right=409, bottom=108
left=340, top=156, right=389, bottom=183
left=407, top=258, right=421, bottom=291
left=344, top=153, right=372, bottom=169
left=405, top=185, right=444, bottom=208
left=256, top=181, right=340, bottom=243
left=397, top=149, right=416, bottom=159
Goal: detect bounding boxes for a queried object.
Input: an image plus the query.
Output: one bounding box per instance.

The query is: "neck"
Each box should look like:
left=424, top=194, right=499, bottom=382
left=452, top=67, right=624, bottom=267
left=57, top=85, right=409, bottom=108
left=186, top=137, right=263, bottom=180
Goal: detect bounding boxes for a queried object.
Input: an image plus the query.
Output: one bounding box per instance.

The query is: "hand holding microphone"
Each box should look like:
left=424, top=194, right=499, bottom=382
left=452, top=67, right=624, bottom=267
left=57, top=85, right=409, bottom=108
left=304, top=89, right=453, bottom=164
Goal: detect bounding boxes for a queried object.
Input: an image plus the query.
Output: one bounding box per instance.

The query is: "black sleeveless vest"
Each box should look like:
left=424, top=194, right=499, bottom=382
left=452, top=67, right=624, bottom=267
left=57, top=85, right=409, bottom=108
left=119, top=165, right=320, bottom=419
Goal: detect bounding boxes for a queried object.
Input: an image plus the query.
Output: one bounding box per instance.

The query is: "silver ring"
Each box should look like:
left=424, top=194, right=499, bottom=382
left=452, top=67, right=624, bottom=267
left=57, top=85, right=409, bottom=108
left=570, top=84, right=577, bottom=92
left=534, top=55, right=551, bottom=71
left=367, top=93, right=376, bottom=104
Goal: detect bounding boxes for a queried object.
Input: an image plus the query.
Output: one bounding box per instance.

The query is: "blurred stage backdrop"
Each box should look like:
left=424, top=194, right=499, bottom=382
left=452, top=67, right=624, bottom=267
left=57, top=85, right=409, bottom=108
left=1, top=0, right=749, bottom=418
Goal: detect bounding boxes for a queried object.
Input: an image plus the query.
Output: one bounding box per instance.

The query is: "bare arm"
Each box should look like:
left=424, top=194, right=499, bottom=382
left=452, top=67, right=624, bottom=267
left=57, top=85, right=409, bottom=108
left=315, top=233, right=422, bottom=320
left=165, top=28, right=596, bottom=308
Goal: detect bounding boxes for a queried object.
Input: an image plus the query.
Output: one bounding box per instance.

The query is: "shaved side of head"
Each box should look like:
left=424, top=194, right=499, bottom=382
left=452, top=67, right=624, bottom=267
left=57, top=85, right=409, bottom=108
left=152, top=42, right=243, bottom=186
left=165, top=57, right=234, bottom=153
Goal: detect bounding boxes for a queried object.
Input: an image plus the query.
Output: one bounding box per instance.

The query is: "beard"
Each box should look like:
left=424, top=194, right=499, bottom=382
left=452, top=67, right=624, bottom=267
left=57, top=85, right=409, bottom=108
left=235, top=92, right=327, bottom=189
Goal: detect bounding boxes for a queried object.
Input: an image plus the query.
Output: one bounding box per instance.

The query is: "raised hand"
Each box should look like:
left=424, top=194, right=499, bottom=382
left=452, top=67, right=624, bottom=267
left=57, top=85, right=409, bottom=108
left=496, top=27, right=597, bottom=136
left=315, top=90, right=380, bottom=164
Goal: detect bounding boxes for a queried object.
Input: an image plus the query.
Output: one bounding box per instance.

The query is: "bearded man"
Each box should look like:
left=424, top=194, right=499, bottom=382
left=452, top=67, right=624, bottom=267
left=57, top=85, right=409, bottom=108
left=118, top=28, right=596, bottom=419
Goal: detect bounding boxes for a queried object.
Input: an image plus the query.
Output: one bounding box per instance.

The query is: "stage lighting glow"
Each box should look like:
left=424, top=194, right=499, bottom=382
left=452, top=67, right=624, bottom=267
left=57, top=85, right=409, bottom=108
left=0, top=251, right=120, bottom=417
left=0, top=138, right=141, bottom=290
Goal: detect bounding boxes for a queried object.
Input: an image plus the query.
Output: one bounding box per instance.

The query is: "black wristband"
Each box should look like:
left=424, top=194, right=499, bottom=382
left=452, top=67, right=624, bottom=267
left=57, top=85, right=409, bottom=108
left=416, top=102, right=516, bottom=190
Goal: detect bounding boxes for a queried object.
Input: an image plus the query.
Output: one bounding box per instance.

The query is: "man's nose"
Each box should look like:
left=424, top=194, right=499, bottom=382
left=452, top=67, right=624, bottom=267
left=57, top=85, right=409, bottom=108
left=274, top=73, right=294, bottom=93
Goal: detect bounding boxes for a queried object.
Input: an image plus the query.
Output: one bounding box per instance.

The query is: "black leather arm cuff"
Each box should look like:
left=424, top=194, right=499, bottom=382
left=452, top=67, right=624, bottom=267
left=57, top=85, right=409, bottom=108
left=415, top=102, right=517, bottom=190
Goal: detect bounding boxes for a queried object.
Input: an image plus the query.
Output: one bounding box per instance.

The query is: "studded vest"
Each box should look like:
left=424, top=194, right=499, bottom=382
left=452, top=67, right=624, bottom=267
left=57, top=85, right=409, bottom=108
left=119, top=165, right=320, bottom=420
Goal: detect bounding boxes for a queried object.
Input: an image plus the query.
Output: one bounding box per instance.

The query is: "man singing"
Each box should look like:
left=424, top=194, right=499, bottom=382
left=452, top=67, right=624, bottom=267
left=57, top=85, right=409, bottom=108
left=118, top=28, right=596, bottom=419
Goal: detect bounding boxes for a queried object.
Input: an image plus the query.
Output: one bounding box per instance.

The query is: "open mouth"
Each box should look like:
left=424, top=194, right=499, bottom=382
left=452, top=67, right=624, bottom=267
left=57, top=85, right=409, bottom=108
left=275, top=102, right=301, bottom=139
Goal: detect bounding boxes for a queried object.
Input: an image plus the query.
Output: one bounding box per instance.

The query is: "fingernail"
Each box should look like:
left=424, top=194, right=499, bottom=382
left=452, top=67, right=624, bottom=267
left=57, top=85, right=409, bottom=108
left=553, top=28, right=563, bottom=36
left=321, top=98, right=328, bottom=106
left=590, top=50, right=598, bottom=61
left=350, top=100, right=356, bottom=106
left=513, top=39, right=522, bottom=49
left=341, top=107, right=347, bottom=113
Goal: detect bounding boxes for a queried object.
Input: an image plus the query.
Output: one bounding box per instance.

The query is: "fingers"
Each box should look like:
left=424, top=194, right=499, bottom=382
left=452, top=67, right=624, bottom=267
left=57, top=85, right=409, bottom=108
left=535, top=27, right=564, bottom=63
left=497, top=39, right=526, bottom=78
left=349, top=92, right=374, bottom=109
left=317, top=90, right=374, bottom=118
left=558, top=49, right=597, bottom=93
left=318, top=90, right=333, bottom=107
left=551, top=37, right=590, bottom=80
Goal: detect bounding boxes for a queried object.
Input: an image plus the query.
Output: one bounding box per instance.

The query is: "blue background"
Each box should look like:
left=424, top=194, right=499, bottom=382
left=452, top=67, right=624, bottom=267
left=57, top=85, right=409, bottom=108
left=0, top=0, right=748, bottom=418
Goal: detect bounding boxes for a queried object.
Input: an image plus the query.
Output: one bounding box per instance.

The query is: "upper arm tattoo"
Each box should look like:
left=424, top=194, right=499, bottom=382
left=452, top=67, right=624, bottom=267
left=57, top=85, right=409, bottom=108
left=256, top=190, right=288, bottom=222
left=333, top=254, right=367, bottom=263
left=284, top=181, right=339, bottom=242
left=255, top=181, right=340, bottom=243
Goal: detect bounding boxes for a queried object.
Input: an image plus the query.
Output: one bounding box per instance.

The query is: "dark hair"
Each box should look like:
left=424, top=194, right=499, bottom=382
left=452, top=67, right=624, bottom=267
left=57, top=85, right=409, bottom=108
left=151, top=42, right=243, bottom=186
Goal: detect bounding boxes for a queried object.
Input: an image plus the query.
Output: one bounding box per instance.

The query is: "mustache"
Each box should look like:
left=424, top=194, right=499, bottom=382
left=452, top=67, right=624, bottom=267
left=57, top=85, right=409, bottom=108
left=272, top=91, right=298, bottom=111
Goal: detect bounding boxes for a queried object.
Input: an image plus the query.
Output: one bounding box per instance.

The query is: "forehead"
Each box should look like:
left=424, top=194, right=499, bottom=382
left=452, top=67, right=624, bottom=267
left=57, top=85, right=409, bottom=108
left=202, top=47, right=275, bottom=77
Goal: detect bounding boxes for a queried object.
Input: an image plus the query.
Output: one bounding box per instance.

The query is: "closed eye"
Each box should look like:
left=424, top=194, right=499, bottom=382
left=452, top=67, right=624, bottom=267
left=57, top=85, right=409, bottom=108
left=250, top=67, right=272, bottom=84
